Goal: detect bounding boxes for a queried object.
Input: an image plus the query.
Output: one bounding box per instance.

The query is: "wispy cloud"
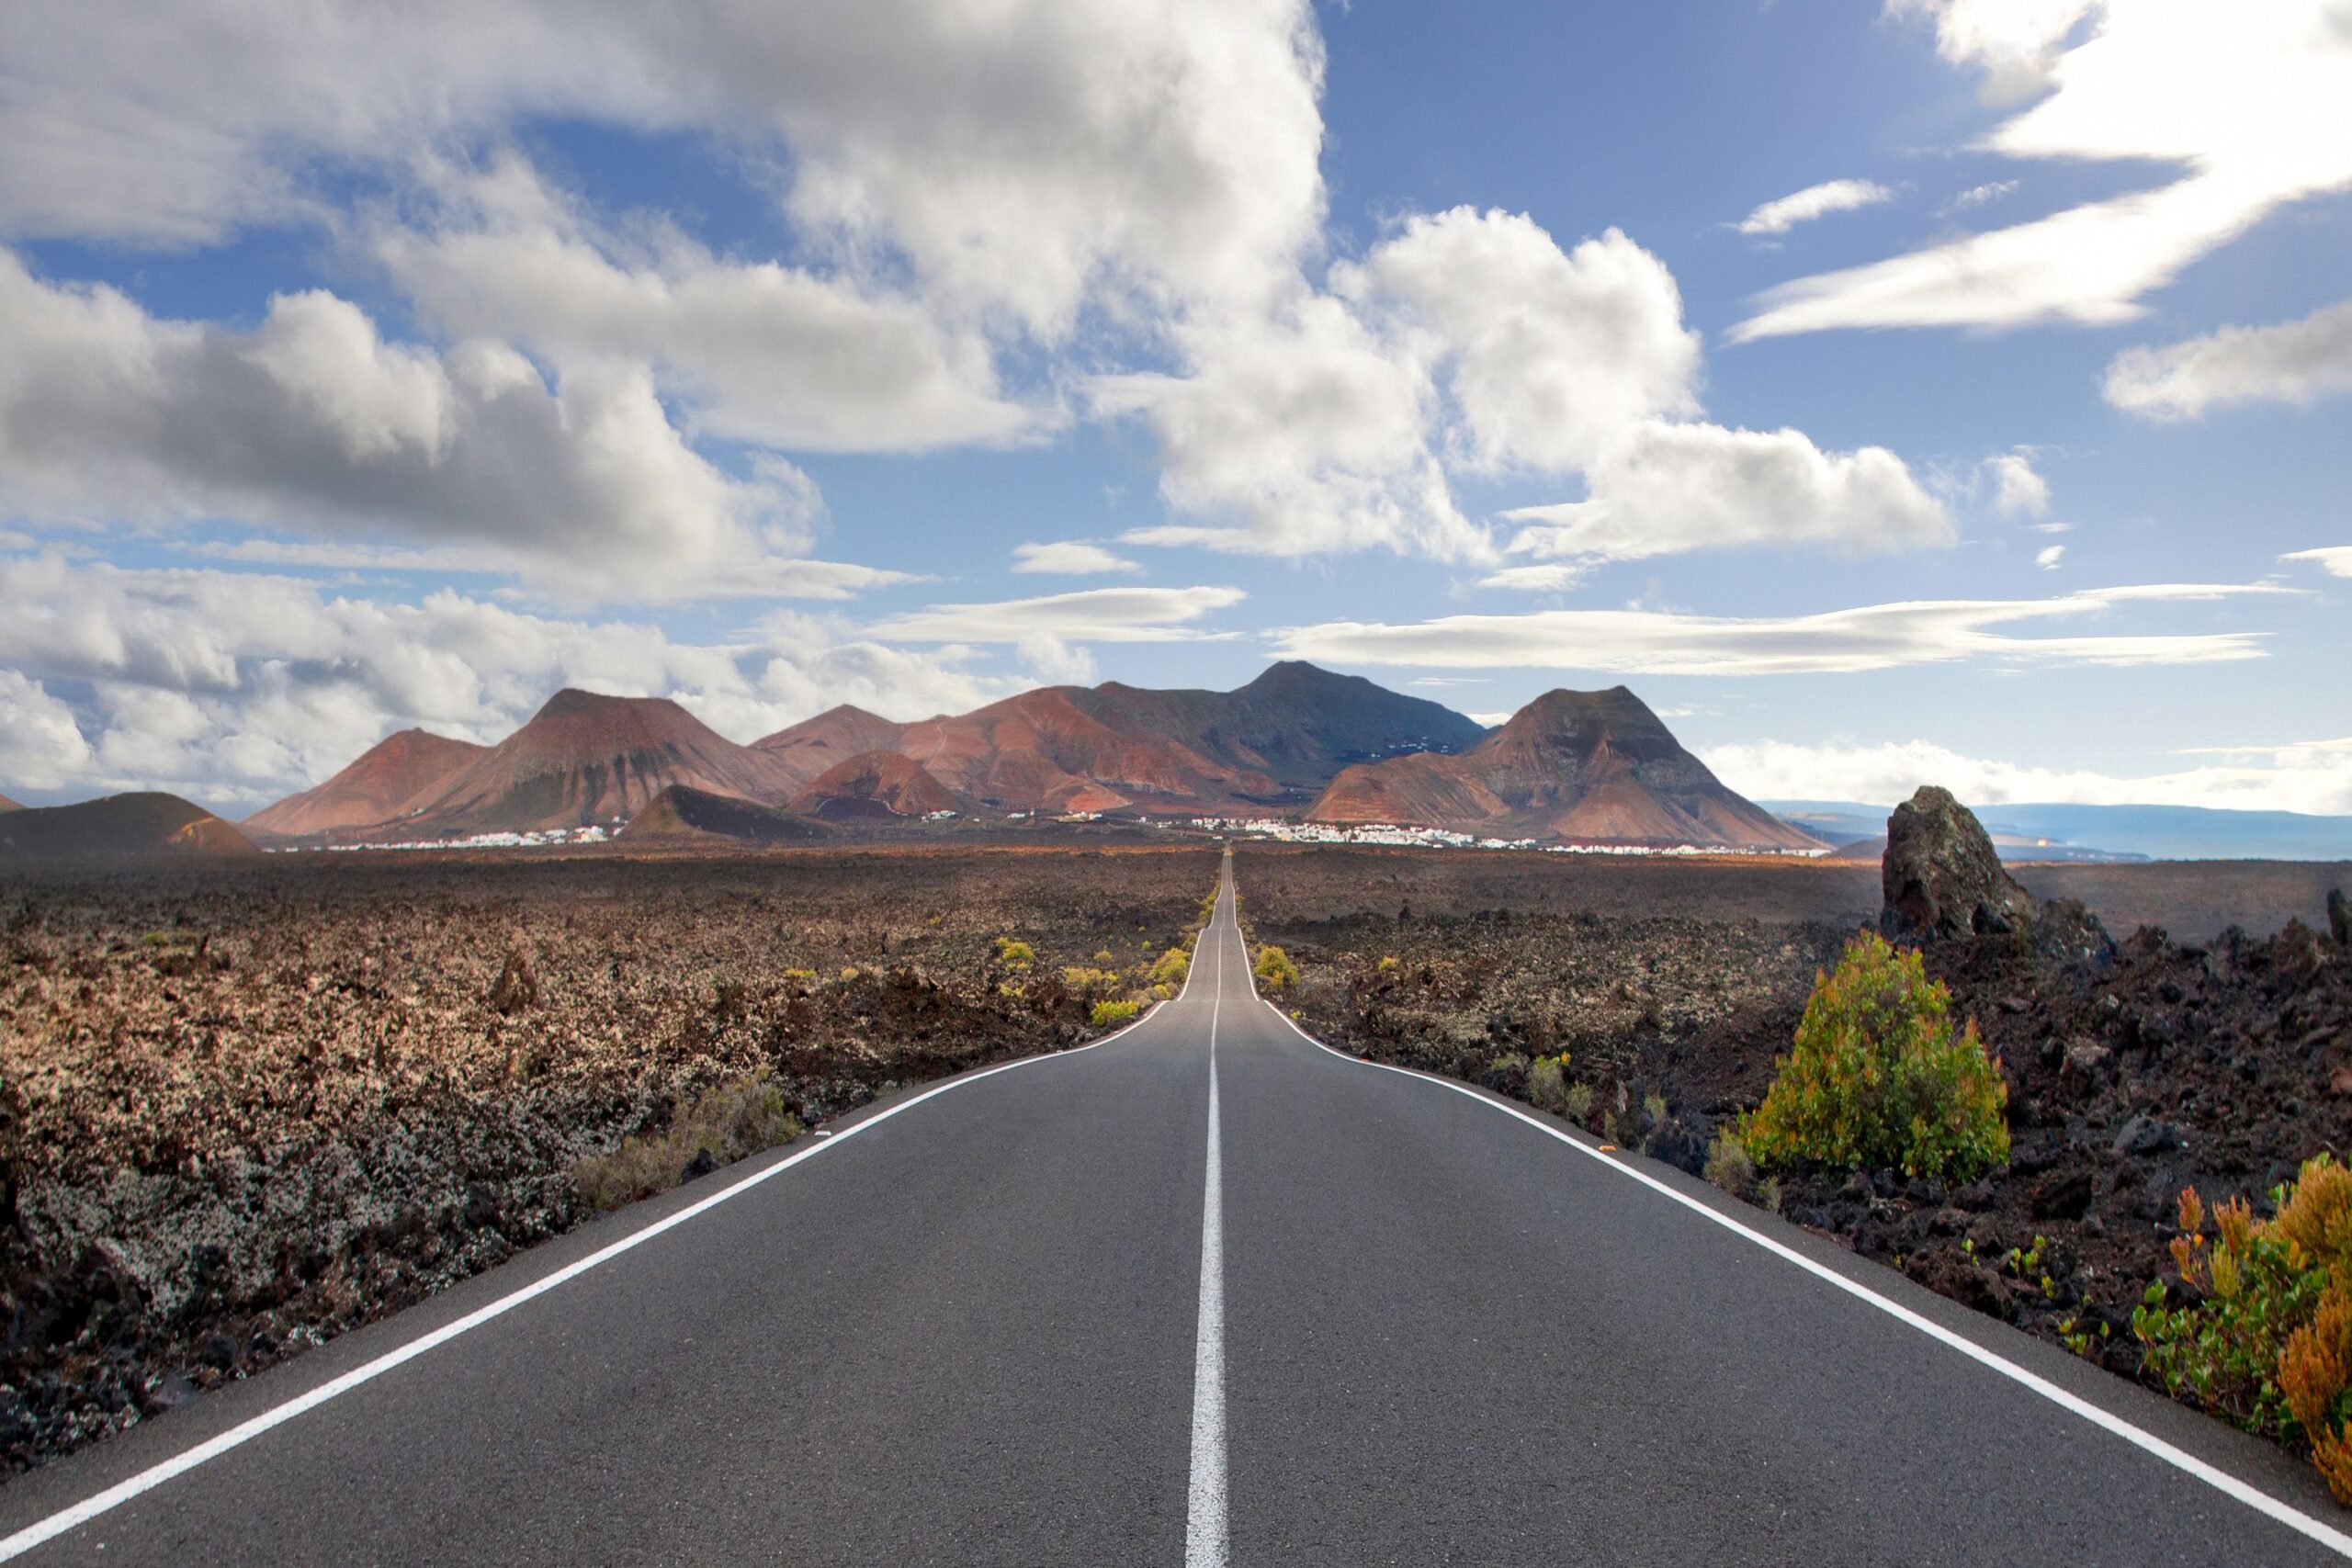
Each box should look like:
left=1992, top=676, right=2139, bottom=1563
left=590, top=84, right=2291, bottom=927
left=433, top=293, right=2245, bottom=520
left=1274, top=583, right=2294, bottom=676
left=2106, top=298, right=2352, bottom=420
left=1734, top=179, right=1895, bottom=237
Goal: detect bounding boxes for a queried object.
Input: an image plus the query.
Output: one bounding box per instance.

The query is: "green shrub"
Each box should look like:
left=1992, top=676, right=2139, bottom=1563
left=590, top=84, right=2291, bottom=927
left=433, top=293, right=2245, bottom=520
left=1061, top=965, right=1122, bottom=992
left=1253, top=943, right=1299, bottom=991
left=1091, top=998, right=1142, bottom=1028
left=1376, top=954, right=1401, bottom=974
left=1527, top=1054, right=1572, bottom=1115
left=1149, top=946, right=1191, bottom=987
left=1704, top=1131, right=1757, bottom=1199
left=2134, top=1162, right=2352, bottom=1502
left=1738, top=931, right=2008, bottom=1183
left=572, top=1075, right=800, bottom=1211
left=995, top=936, right=1035, bottom=971
left=1563, top=1082, right=1594, bottom=1124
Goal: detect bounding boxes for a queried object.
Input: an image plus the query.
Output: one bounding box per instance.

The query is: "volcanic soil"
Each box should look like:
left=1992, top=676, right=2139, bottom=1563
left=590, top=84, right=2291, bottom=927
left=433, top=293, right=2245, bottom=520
left=0, top=845, right=1217, bottom=1471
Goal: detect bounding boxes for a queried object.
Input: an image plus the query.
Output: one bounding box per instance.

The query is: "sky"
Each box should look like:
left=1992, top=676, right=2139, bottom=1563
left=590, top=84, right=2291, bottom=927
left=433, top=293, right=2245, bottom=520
left=0, top=0, right=2346, bottom=818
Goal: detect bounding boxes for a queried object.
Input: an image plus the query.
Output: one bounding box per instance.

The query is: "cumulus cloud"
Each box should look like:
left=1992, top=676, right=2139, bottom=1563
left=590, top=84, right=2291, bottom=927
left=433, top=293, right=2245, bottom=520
left=380, top=155, right=1045, bottom=454
left=2104, top=297, right=2352, bottom=420
left=1701, top=733, right=2352, bottom=817
left=0, top=555, right=1014, bottom=805
left=1736, top=2, right=2352, bottom=339
left=0, top=252, right=830, bottom=600
left=0, top=1, right=1329, bottom=333
left=1274, top=582, right=2290, bottom=676
left=1734, top=179, right=1895, bottom=237
left=1501, top=423, right=1951, bottom=568
left=1101, top=293, right=1486, bottom=561
left=869, top=585, right=1248, bottom=644
left=1338, top=210, right=1701, bottom=475
left=1106, top=207, right=1939, bottom=570
left=2283, top=546, right=2352, bottom=579
left=1983, top=450, right=2052, bottom=516
left=1010, top=541, right=1140, bottom=576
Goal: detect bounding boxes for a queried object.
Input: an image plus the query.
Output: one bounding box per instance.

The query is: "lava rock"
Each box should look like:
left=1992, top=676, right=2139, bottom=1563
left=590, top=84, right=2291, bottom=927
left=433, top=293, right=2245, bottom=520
left=2332, top=888, right=2349, bottom=951
left=1881, top=787, right=2038, bottom=943
left=2030, top=1169, right=2096, bottom=1221
left=2111, top=1115, right=2184, bottom=1157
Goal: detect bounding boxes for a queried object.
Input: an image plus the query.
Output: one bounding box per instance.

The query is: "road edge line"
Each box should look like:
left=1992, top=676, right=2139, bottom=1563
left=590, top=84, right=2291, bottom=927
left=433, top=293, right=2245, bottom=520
left=1255, top=998, right=2352, bottom=1561
left=0, top=999, right=1179, bottom=1562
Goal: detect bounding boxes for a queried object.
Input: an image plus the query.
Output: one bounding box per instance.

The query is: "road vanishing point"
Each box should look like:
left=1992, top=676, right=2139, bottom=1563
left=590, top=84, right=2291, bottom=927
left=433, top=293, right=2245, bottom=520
left=2, top=852, right=2347, bottom=1565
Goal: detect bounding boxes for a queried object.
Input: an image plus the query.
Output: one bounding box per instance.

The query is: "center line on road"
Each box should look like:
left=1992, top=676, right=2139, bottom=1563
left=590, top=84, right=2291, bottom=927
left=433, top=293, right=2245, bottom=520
left=1185, top=890, right=1229, bottom=1568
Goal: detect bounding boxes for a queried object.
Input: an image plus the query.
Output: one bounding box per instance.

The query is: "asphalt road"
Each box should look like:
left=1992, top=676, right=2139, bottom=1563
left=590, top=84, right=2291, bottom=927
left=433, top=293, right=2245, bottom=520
left=2, top=852, right=2347, bottom=1564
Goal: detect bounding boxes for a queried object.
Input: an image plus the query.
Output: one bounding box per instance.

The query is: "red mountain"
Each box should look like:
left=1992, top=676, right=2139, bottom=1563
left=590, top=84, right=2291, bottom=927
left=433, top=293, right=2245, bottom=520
left=390, top=690, right=801, bottom=834
left=0, top=792, right=19, bottom=812
left=894, top=687, right=1272, bottom=814
left=788, top=750, right=964, bottom=822
left=244, top=728, right=488, bottom=836
left=752, top=705, right=907, bottom=794
left=1310, top=687, right=1822, bottom=851
left=0, top=793, right=263, bottom=863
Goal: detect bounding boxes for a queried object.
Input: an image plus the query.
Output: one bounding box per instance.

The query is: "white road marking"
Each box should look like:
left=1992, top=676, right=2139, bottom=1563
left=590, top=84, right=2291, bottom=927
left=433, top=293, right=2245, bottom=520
left=1254, top=999, right=2352, bottom=1561
left=0, top=991, right=1183, bottom=1562
left=1186, top=886, right=1230, bottom=1568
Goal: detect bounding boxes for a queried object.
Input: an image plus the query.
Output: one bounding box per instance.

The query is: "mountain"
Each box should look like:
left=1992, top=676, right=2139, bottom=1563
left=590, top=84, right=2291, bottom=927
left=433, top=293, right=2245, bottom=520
left=886, top=661, right=1484, bottom=816
left=1310, top=687, right=1822, bottom=851
left=752, top=705, right=908, bottom=793
left=788, top=750, right=964, bottom=822
left=0, top=792, right=18, bottom=812
left=0, top=793, right=263, bottom=863
left=618, top=784, right=832, bottom=847
left=390, top=690, right=801, bottom=834
left=1765, top=800, right=2352, bottom=863
left=244, top=728, right=489, bottom=836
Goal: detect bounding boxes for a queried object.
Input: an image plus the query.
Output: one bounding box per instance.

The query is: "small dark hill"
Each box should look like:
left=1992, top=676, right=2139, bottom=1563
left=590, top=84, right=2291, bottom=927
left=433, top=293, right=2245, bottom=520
left=246, top=728, right=488, bottom=836
left=620, top=784, right=831, bottom=847
left=0, top=794, right=263, bottom=864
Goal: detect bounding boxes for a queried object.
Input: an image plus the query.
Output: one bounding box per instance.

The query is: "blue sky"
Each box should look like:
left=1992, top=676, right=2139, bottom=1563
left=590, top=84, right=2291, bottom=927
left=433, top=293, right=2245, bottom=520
left=0, top=0, right=2346, bottom=816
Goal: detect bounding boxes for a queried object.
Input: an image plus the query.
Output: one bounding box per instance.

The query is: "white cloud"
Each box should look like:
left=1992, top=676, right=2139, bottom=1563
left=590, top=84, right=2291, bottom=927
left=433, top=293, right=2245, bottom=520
left=0, top=671, right=96, bottom=792
left=1983, top=450, right=2052, bottom=516
left=1734, top=179, right=1895, bottom=237
left=2283, top=546, right=2352, bottom=579
left=0, top=1, right=1329, bottom=333
left=1274, top=582, right=2290, bottom=676
left=1338, top=209, right=1701, bottom=474
left=2037, top=544, right=2066, bottom=570
left=1736, top=2, right=2352, bottom=339
left=1101, top=292, right=1487, bottom=561
left=380, top=155, right=1045, bottom=454
left=1501, top=422, right=1951, bottom=568
left=2104, top=297, right=2352, bottom=420
left=870, top=585, right=1248, bottom=644
left=1941, top=179, right=2020, bottom=213
left=1477, top=564, right=1588, bottom=592
left=1702, top=733, right=2352, bottom=817
left=1010, top=541, right=1142, bottom=576
left=0, top=555, right=1012, bottom=804
left=0, top=252, right=831, bottom=601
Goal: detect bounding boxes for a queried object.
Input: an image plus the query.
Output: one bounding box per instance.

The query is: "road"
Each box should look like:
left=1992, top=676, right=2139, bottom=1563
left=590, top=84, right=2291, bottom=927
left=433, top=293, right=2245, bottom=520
left=1, top=851, right=2346, bottom=1564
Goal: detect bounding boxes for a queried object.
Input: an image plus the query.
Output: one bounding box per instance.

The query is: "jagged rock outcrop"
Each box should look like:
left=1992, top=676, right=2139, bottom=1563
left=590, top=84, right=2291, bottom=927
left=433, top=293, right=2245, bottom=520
left=2331, top=887, right=2350, bottom=950
left=1881, top=786, right=2108, bottom=961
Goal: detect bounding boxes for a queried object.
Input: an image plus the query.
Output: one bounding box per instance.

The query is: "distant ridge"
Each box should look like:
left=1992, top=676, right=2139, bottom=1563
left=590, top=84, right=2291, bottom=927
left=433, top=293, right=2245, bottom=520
left=1313, top=687, right=1820, bottom=851
left=244, top=728, right=488, bottom=836
left=249, top=663, right=1500, bottom=835
left=0, top=792, right=18, bottom=813
left=0, top=793, right=262, bottom=863
left=1766, top=799, right=2352, bottom=863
